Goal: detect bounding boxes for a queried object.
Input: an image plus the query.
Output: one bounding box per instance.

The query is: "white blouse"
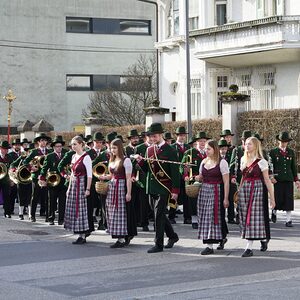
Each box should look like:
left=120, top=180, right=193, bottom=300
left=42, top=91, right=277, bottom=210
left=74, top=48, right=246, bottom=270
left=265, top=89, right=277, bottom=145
left=240, top=157, right=269, bottom=172
left=199, top=159, right=229, bottom=175
left=72, top=153, right=92, bottom=178
left=109, top=157, right=132, bottom=175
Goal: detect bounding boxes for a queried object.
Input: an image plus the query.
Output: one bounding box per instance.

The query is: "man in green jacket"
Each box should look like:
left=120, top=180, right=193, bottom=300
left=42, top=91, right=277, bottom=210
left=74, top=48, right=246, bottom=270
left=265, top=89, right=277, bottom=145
left=135, top=123, right=180, bottom=253
left=269, top=132, right=300, bottom=227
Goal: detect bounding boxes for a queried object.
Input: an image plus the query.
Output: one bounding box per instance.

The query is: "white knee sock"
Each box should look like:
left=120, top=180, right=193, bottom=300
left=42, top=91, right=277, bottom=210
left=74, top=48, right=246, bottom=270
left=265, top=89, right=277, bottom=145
left=272, top=209, right=277, bottom=215
left=207, top=243, right=213, bottom=249
left=286, top=211, right=292, bottom=222
left=118, top=238, right=125, bottom=243
left=79, top=234, right=85, bottom=238
left=28, top=205, right=31, bottom=218
left=19, top=206, right=24, bottom=215
left=192, top=215, right=197, bottom=223
left=246, top=240, right=253, bottom=250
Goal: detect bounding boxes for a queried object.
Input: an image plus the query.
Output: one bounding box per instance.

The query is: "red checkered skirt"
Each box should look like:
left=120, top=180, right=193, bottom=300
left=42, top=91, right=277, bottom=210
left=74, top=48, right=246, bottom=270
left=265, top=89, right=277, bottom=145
left=197, top=183, right=223, bottom=241
left=64, top=176, right=89, bottom=233
left=239, top=180, right=266, bottom=240
left=106, top=179, right=128, bottom=237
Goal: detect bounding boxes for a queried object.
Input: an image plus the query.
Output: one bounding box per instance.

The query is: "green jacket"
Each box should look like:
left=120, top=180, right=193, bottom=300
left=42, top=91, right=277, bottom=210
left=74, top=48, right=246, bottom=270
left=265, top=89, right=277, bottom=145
left=23, top=148, right=53, bottom=181
left=171, top=142, right=191, bottom=162
left=125, top=145, right=135, bottom=158
left=0, top=153, right=14, bottom=185
left=133, top=143, right=150, bottom=189
left=269, top=147, right=298, bottom=182
left=229, top=145, right=244, bottom=184
left=140, top=143, right=180, bottom=195
left=180, top=148, right=206, bottom=177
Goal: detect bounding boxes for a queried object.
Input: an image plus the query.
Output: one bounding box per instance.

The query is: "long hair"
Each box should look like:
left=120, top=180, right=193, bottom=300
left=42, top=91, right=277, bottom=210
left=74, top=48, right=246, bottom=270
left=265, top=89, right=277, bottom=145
left=109, top=138, right=125, bottom=170
left=71, top=135, right=85, bottom=147
left=204, top=140, right=220, bottom=163
left=243, top=137, right=264, bottom=164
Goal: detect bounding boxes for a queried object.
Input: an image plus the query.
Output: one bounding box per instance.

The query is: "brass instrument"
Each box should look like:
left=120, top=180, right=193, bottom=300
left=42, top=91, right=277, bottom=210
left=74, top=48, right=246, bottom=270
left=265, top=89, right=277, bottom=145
left=185, top=152, right=201, bottom=198
left=9, top=166, right=32, bottom=185
left=0, top=162, right=8, bottom=180
left=187, top=154, right=193, bottom=179
left=46, top=171, right=61, bottom=187
left=92, top=162, right=108, bottom=179
left=30, top=155, right=45, bottom=170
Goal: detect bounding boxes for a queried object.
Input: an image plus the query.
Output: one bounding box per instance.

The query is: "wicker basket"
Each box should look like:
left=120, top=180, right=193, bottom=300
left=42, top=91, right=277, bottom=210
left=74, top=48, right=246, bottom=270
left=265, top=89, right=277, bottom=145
left=95, top=181, right=109, bottom=195
left=185, top=182, right=201, bottom=198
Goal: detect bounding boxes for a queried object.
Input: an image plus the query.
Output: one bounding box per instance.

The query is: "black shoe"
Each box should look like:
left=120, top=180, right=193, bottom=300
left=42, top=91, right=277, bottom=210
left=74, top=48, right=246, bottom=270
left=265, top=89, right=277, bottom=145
left=184, top=219, right=192, bottom=224
left=242, top=249, right=253, bottom=257
left=49, top=221, right=55, bottom=225
left=169, top=218, right=176, bottom=225
left=201, top=247, right=214, bottom=255
left=147, top=245, right=163, bottom=253
left=30, top=217, right=36, bottom=223
left=4, top=214, right=11, bottom=218
left=124, top=236, right=134, bottom=246
left=142, top=226, right=149, bottom=232
left=19, top=215, right=24, bottom=220
left=72, top=237, right=86, bottom=245
left=192, top=223, right=198, bottom=229
left=110, top=241, right=125, bottom=248
left=286, top=221, right=293, bottom=227
left=165, top=235, right=179, bottom=249
left=271, top=211, right=277, bottom=223
left=260, top=240, right=269, bottom=252
left=217, top=238, right=228, bottom=250
left=228, top=219, right=236, bottom=224
left=45, top=218, right=49, bottom=223
left=97, top=224, right=106, bottom=231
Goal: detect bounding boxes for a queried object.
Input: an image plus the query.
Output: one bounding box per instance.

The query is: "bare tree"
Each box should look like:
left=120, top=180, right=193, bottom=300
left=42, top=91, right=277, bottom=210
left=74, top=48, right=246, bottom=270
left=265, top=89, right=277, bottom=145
left=82, top=55, right=157, bottom=126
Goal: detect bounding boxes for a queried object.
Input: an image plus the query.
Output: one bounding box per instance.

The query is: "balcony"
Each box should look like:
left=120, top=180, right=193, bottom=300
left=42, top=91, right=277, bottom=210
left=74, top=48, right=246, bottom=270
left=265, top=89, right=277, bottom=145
left=191, top=16, right=300, bottom=67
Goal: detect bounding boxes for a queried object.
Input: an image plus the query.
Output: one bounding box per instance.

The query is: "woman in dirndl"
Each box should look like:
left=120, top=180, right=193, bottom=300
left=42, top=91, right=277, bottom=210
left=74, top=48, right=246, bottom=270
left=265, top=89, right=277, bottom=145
left=64, top=136, right=93, bottom=244
left=196, top=140, right=230, bottom=255
left=239, top=137, right=275, bottom=257
left=100, top=138, right=132, bottom=248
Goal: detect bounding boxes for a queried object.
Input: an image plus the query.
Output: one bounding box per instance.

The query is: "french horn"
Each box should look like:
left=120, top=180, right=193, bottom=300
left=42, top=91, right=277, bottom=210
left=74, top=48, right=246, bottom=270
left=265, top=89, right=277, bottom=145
left=0, top=163, right=8, bottom=180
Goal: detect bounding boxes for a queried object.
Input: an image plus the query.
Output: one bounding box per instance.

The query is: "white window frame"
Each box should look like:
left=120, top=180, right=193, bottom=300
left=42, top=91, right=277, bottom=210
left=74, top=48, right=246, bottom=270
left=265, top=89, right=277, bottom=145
left=215, top=0, right=227, bottom=26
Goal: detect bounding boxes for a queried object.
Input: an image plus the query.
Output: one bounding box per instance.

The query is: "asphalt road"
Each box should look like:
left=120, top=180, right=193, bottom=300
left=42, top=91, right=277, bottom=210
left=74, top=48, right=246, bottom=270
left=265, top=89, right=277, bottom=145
left=0, top=203, right=299, bottom=300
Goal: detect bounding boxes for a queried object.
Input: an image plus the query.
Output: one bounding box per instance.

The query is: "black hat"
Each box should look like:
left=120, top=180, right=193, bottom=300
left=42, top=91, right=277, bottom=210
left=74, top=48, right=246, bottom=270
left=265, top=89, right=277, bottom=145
left=175, top=126, right=188, bottom=135
left=21, top=138, right=30, bottom=145
left=12, top=138, right=21, bottom=145
left=51, top=136, right=65, bottom=147
left=241, top=130, right=252, bottom=140
left=195, top=131, right=210, bottom=140
left=218, top=139, right=229, bottom=147
left=188, top=136, right=196, bottom=145
left=24, top=143, right=35, bottom=151
left=148, top=123, right=164, bottom=135
left=252, top=133, right=264, bottom=142
left=34, top=133, right=51, bottom=143
left=0, top=141, right=11, bottom=149
left=276, top=131, right=292, bottom=142
left=220, top=129, right=234, bottom=137
left=116, top=134, right=125, bottom=143
left=106, top=132, right=117, bottom=143
left=139, top=131, right=146, bottom=138
left=93, top=132, right=104, bottom=141
left=163, top=132, right=172, bottom=140
left=127, top=129, right=139, bottom=138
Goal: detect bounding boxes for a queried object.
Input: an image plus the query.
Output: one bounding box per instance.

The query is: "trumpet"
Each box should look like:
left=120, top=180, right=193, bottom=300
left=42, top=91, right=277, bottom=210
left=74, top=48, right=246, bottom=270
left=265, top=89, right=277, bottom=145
left=30, top=155, right=45, bottom=170
left=9, top=166, right=32, bottom=185
left=92, top=162, right=108, bottom=179
left=46, top=171, right=61, bottom=187
left=0, top=162, right=8, bottom=180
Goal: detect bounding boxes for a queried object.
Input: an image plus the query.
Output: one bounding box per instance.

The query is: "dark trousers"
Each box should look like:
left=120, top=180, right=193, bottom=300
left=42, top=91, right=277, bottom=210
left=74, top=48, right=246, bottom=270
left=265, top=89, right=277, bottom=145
left=138, top=187, right=150, bottom=227
left=132, top=184, right=140, bottom=225
left=189, top=197, right=197, bottom=216
left=48, top=185, right=67, bottom=223
left=9, top=184, right=18, bottom=213
left=150, top=194, right=177, bottom=248
left=31, top=182, right=48, bottom=218
left=91, top=184, right=107, bottom=227
left=1, top=184, right=11, bottom=215
left=87, top=193, right=95, bottom=233
left=17, top=183, right=32, bottom=207
left=228, top=183, right=237, bottom=221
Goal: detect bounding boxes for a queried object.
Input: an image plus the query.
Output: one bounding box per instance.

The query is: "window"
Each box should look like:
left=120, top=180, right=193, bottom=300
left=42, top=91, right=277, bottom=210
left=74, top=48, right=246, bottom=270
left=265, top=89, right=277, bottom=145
left=189, top=17, right=199, bottom=30
left=67, top=17, right=151, bottom=35
left=217, top=76, right=228, bottom=88
left=93, top=75, right=120, bottom=90
left=257, top=0, right=266, bottom=18
left=216, top=1, right=227, bottom=25
left=120, top=75, right=151, bottom=91
left=241, top=74, right=251, bottom=87
left=263, top=72, right=275, bottom=85
left=66, top=75, right=91, bottom=90
left=216, top=75, right=228, bottom=115
left=66, top=17, right=91, bottom=33
left=173, top=0, right=180, bottom=35
left=191, top=78, right=201, bottom=119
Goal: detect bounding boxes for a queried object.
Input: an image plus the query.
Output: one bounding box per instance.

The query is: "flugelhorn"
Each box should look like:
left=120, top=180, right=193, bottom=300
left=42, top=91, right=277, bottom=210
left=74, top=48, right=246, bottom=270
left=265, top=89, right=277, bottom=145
left=9, top=166, right=32, bottom=185
left=30, top=155, right=45, bottom=170
left=46, top=171, right=61, bottom=187
left=92, top=162, right=108, bottom=179
left=0, top=163, right=8, bottom=180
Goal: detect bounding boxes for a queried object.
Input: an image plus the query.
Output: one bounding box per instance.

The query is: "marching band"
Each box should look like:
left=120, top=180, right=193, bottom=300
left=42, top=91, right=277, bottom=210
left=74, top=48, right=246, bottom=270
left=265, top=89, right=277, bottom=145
left=0, top=122, right=299, bottom=257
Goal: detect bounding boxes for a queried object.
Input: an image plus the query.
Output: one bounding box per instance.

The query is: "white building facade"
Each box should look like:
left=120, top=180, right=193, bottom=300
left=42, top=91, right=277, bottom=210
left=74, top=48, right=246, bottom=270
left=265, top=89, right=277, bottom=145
left=156, top=0, right=300, bottom=122
left=0, top=0, right=155, bottom=131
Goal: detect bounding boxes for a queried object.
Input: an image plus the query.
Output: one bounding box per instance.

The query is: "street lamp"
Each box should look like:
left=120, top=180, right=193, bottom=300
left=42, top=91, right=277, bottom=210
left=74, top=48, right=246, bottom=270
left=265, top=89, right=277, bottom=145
left=3, top=89, right=16, bottom=143
left=137, top=0, right=160, bottom=105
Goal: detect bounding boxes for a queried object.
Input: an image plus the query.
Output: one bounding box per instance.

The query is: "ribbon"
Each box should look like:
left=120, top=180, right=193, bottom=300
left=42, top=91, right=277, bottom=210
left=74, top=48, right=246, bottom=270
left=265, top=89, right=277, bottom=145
left=112, top=175, right=125, bottom=209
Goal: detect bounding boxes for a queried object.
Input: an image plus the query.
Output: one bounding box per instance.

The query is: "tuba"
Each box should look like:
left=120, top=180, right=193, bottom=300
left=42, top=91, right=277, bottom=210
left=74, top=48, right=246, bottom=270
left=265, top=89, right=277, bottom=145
left=46, top=171, right=61, bottom=187
left=0, top=163, right=8, bottom=180
left=92, top=162, right=108, bottom=179
left=30, top=155, right=45, bottom=170
left=9, top=166, right=32, bottom=185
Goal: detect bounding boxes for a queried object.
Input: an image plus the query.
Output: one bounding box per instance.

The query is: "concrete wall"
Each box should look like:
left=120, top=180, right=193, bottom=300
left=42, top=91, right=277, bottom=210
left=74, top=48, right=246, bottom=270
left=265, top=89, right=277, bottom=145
left=0, top=0, right=155, bottom=131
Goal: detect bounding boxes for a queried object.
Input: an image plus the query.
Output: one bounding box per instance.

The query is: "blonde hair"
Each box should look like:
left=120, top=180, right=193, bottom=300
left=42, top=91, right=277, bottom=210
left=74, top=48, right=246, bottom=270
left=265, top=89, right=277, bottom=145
left=204, top=140, right=220, bottom=164
left=243, top=137, right=264, bottom=164
left=71, top=136, right=85, bottom=147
